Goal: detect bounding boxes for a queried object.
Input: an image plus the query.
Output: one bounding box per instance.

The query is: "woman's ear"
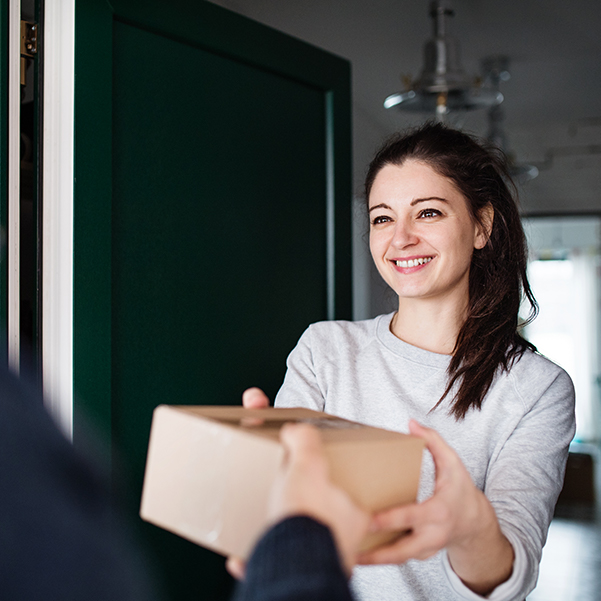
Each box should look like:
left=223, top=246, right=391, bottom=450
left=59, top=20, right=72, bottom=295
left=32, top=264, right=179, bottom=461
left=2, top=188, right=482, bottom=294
left=474, top=204, right=494, bottom=250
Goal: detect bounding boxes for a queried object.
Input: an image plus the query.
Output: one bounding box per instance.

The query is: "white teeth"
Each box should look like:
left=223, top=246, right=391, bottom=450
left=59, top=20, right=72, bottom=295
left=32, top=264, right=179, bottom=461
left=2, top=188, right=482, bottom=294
left=395, top=257, right=432, bottom=268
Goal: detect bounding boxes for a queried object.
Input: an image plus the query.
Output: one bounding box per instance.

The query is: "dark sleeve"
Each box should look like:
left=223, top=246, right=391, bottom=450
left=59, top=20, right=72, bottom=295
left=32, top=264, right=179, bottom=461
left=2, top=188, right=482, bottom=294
left=232, top=516, right=354, bottom=601
left=0, top=365, right=158, bottom=601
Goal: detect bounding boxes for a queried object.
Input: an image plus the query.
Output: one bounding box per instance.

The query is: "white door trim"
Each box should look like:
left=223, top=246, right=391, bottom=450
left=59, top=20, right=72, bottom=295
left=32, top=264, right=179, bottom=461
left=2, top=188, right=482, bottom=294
left=41, top=0, right=75, bottom=438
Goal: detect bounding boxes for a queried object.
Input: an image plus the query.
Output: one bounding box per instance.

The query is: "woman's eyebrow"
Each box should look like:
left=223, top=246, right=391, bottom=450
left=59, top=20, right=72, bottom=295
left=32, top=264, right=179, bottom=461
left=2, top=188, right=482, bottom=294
left=368, top=203, right=392, bottom=213
left=410, top=196, right=449, bottom=206
left=369, top=197, right=449, bottom=213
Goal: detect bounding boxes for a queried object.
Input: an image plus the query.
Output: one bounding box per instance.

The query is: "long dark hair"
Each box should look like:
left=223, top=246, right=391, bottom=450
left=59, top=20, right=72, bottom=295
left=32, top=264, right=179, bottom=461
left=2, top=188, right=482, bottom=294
left=365, top=122, right=538, bottom=419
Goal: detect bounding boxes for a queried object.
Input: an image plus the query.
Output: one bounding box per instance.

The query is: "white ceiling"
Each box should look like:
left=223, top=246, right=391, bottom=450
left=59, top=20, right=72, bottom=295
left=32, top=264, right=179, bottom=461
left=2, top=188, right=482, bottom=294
left=208, top=0, right=601, bottom=215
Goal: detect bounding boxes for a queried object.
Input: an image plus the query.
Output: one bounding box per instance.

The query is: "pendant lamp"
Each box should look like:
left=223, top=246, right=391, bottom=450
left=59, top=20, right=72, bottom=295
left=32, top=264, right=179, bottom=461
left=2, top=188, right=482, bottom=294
left=384, top=0, right=502, bottom=121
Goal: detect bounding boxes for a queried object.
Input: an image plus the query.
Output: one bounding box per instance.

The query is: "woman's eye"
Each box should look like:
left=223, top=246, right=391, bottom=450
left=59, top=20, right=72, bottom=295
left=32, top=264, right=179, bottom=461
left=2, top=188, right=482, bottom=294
left=418, top=208, right=442, bottom=219
left=371, top=215, right=392, bottom=225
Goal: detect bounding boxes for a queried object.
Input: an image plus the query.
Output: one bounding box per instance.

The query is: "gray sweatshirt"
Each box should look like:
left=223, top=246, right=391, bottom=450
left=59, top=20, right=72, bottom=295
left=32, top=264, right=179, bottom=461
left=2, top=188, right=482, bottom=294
left=274, top=313, right=575, bottom=601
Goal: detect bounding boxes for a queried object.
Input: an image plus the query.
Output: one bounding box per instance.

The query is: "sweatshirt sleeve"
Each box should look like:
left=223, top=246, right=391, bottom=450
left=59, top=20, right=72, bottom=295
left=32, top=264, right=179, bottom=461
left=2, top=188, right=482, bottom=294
left=443, top=364, right=576, bottom=601
left=274, top=326, right=326, bottom=411
left=232, top=516, right=354, bottom=601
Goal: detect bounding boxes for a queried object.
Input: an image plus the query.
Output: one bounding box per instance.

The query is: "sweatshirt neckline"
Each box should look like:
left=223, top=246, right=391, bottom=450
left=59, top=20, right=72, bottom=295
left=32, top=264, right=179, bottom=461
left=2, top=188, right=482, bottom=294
left=375, top=312, right=451, bottom=369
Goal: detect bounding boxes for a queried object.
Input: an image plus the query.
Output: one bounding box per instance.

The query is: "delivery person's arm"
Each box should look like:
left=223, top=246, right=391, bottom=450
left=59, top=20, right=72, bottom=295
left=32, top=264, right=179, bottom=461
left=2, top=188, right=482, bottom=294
left=233, top=516, right=354, bottom=601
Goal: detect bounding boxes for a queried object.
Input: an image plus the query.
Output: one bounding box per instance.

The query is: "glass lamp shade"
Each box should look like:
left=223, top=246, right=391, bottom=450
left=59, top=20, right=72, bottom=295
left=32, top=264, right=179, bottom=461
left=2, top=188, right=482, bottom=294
left=384, top=88, right=503, bottom=113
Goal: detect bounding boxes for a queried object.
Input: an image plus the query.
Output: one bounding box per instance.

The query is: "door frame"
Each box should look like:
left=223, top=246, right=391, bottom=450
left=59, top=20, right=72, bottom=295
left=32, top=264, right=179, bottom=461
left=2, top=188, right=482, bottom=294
left=41, top=0, right=75, bottom=437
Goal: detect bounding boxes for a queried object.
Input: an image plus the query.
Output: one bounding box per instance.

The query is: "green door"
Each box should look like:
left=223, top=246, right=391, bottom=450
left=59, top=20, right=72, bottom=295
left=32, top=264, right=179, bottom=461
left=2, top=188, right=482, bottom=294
left=74, top=1, right=351, bottom=599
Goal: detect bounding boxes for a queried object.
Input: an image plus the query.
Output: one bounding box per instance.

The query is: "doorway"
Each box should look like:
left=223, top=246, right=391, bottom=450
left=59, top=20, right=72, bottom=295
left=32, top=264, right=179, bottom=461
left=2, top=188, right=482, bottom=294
left=20, top=0, right=42, bottom=374
left=522, top=215, right=601, bottom=444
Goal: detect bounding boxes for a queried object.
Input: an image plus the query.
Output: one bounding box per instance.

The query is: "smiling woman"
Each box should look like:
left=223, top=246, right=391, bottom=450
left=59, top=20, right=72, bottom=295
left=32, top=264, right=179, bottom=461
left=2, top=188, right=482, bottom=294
left=363, top=124, right=531, bottom=419
left=240, top=123, right=576, bottom=601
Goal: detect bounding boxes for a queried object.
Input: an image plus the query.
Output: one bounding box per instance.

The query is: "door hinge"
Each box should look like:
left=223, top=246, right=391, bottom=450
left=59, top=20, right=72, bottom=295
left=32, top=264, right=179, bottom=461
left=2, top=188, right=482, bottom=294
left=20, top=20, right=38, bottom=86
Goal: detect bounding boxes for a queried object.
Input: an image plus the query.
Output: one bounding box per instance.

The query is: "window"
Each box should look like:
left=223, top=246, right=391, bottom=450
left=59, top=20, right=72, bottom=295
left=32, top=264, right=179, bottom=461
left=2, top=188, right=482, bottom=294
left=521, top=216, right=601, bottom=443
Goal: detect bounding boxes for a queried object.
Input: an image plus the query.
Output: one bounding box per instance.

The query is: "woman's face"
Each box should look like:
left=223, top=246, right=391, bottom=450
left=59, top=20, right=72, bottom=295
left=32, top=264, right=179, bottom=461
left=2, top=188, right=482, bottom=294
left=368, top=160, right=489, bottom=306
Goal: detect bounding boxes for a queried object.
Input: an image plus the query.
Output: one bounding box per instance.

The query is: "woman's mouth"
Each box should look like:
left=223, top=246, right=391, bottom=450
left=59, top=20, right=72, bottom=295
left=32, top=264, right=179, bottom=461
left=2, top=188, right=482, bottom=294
left=394, top=257, right=433, bottom=268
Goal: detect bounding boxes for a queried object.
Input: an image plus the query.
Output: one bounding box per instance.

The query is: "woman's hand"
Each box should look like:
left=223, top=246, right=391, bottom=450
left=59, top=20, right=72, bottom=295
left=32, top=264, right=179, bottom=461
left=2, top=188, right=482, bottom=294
left=359, top=420, right=514, bottom=596
left=225, top=556, right=246, bottom=580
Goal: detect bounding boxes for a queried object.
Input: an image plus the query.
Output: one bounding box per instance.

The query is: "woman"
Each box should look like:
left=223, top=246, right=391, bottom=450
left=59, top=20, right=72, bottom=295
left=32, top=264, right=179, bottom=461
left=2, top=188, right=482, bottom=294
left=242, top=123, right=575, bottom=601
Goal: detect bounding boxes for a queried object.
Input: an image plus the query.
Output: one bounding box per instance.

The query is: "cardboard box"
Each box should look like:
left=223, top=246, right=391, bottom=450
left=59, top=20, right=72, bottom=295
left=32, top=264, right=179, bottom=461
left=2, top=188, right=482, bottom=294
left=140, top=406, right=424, bottom=559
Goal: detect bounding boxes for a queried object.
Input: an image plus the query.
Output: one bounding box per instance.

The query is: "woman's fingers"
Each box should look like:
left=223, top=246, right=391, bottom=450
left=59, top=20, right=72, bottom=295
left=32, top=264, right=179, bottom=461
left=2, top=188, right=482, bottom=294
left=369, top=502, right=418, bottom=532
left=364, top=496, right=451, bottom=560
left=408, top=419, right=462, bottom=476
left=226, top=556, right=246, bottom=580
left=359, top=529, right=441, bottom=565
left=242, top=387, right=270, bottom=408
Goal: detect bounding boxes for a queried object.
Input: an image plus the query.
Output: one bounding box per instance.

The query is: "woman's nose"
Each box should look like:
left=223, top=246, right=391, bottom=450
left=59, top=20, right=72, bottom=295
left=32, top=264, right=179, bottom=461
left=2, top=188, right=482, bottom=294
left=391, top=220, right=418, bottom=248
